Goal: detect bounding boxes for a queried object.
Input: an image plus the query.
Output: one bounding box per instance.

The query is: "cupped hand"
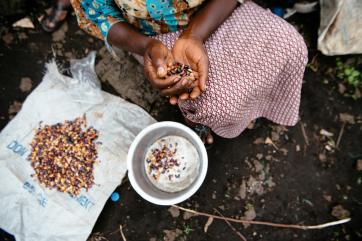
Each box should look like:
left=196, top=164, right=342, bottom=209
left=143, top=39, right=178, bottom=89
left=162, top=36, right=209, bottom=104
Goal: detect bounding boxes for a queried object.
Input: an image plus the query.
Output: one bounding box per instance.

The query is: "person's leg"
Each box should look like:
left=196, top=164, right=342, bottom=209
left=41, top=0, right=71, bottom=33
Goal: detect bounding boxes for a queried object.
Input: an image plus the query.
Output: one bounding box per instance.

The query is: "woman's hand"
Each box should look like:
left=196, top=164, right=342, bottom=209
left=144, top=39, right=179, bottom=89
left=162, top=36, right=209, bottom=103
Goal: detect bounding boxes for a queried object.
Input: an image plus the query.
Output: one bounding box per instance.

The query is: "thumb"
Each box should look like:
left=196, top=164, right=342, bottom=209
left=151, top=48, right=168, bottom=78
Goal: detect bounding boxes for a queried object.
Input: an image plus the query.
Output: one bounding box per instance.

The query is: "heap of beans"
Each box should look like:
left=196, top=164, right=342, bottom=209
left=28, top=115, right=99, bottom=196
left=146, top=144, right=180, bottom=181
left=167, top=62, right=194, bottom=78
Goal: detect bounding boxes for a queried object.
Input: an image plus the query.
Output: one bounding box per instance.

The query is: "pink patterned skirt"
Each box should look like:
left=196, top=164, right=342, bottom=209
left=141, top=1, right=308, bottom=138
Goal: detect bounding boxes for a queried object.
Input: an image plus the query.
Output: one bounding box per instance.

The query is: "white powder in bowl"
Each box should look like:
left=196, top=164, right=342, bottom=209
left=144, top=136, right=200, bottom=193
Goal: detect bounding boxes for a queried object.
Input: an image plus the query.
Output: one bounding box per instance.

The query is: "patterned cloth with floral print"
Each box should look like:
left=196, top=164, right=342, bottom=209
left=70, top=0, right=205, bottom=40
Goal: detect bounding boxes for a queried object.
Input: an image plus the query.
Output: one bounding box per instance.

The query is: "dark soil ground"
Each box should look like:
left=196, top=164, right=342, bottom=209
left=1, top=1, right=361, bottom=241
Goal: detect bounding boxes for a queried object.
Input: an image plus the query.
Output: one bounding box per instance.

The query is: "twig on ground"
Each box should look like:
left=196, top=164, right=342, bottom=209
left=119, top=225, right=127, bottom=241
left=336, top=122, right=346, bottom=149
left=300, top=122, right=309, bottom=146
left=172, top=205, right=350, bottom=230
left=214, top=208, right=247, bottom=241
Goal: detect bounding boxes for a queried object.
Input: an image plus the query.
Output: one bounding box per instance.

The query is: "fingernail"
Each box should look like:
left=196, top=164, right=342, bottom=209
left=173, top=76, right=181, bottom=83
left=157, top=67, right=165, bottom=76
left=181, top=79, right=188, bottom=86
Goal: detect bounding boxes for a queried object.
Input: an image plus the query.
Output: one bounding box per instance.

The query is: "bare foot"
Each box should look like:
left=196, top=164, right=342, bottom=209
left=185, top=118, right=213, bottom=145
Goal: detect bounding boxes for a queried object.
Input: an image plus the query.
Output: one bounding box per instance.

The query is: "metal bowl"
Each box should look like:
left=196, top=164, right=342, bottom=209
left=127, top=121, right=208, bottom=205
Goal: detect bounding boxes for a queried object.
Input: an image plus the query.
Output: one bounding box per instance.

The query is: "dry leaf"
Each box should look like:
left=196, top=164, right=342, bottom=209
left=265, top=137, right=273, bottom=145
left=265, top=137, right=279, bottom=150
left=320, top=129, right=334, bottom=137
left=339, top=113, right=355, bottom=124
left=331, top=205, right=350, bottom=220
left=12, top=17, right=35, bottom=29
left=204, top=217, right=214, bottom=233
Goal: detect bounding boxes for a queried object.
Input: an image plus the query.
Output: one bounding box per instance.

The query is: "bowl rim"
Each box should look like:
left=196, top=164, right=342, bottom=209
left=127, top=121, right=208, bottom=205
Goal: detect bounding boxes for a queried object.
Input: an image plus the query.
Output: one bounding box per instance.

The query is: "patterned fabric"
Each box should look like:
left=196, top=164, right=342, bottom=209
left=71, top=0, right=205, bottom=39
left=149, top=1, right=308, bottom=138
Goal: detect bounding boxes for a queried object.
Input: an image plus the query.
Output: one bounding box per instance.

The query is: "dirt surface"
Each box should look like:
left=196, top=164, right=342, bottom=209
left=1, top=2, right=362, bottom=241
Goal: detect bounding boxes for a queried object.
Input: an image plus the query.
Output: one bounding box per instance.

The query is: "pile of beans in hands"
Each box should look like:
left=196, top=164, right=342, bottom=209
left=166, top=62, right=198, bottom=93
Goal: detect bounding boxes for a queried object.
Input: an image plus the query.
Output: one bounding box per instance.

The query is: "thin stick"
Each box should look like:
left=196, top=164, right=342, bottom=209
left=336, top=122, right=346, bottom=149
left=300, top=122, right=309, bottom=146
left=214, top=208, right=247, bottom=241
left=173, top=205, right=350, bottom=230
left=119, top=225, right=127, bottom=241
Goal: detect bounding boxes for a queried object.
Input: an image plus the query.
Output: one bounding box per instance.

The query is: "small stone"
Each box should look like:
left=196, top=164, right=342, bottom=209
left=338, top=83, right=346, bottom=94
left=19, top=77, right=32, bottom=92
left=318, top=153, right=327, bottom=163
left=168, top=206, right=180, bottom=218
left=323, top=194, right=332, bottom=202
left=296, top=145, right=301, bottom=152
left=356, top=159, right=362, bottom=171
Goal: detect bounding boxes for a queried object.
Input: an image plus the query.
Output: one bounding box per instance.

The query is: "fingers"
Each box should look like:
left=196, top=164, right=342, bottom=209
left=150, top=48, right=169, bottom=78
left=190, top=86, right=202, bottom=99
left=179, top=93, right=189, bottom=100
left=160, top=77, right=195, bottom=96
left=197, top=57, right=209, bottom=91
left=169, top=96, right=178, bottom=105
left=145, top=62, right=181, bottom=89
